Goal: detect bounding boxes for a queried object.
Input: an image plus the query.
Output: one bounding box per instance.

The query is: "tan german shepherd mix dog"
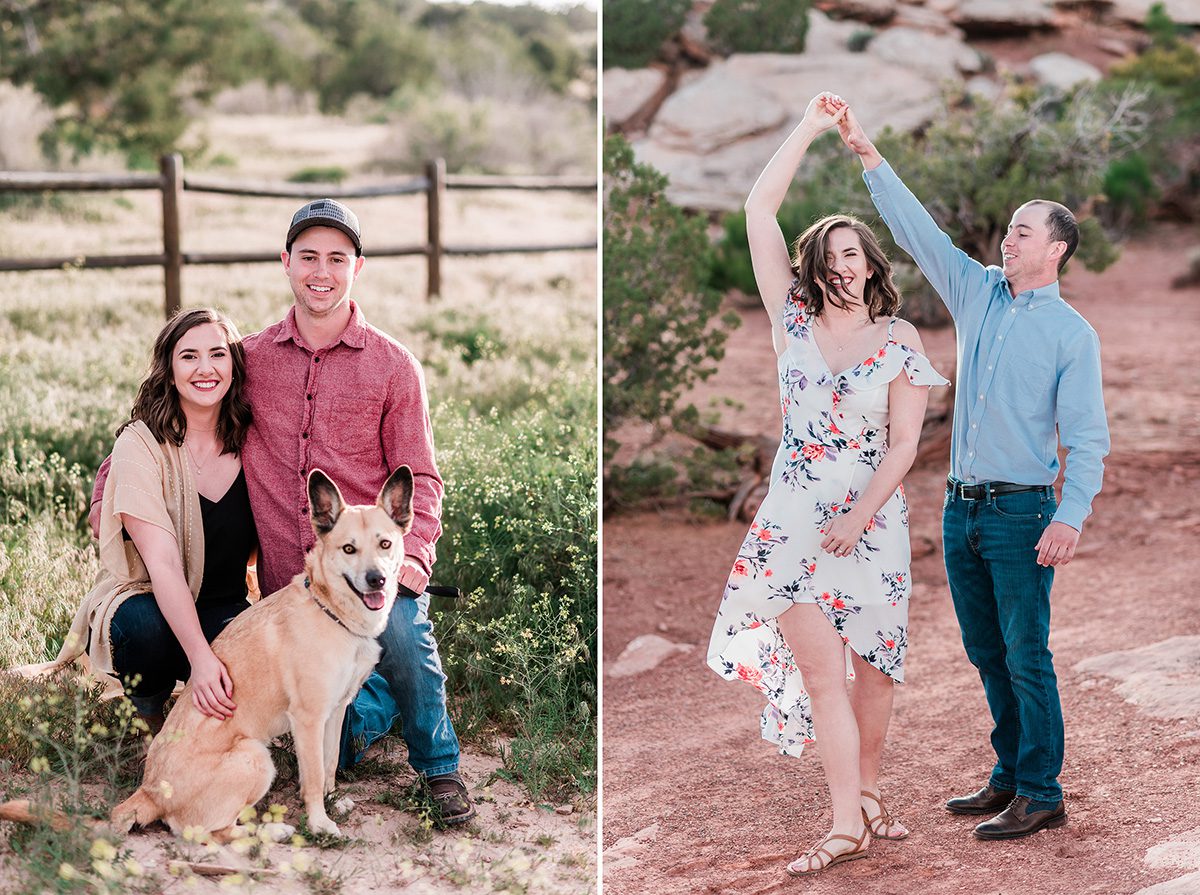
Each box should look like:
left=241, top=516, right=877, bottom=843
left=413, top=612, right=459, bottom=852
left=109, top=466, right=414, bottom=840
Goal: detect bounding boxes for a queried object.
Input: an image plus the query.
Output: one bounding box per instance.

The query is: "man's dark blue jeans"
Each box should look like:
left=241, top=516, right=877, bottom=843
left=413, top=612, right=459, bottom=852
left=943, top=483, right=1063, bottom=805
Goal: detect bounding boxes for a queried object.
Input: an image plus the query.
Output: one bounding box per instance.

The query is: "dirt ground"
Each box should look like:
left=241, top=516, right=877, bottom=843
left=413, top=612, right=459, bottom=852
left=600, top=225, right=1200, bottom=894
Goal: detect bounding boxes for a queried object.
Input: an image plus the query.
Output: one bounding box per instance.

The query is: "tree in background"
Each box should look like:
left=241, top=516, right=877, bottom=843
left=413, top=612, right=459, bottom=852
left=602, top=0, right=690, bottom=69
left=1100, top=3, right=1200, bottom=225
left=0, top=0, right=594, bottom=170
left=704, top=0, right=810, bottom=55
left=0, top=0, right=298, bottom=167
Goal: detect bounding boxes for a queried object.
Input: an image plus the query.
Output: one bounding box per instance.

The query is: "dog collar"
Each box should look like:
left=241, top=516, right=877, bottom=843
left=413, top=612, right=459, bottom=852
left=304, top=576, right=372, bottom=640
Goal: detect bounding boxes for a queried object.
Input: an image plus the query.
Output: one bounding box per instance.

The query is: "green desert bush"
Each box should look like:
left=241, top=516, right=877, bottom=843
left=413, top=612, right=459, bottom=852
left=287, top=166, right=349, bottom=185
left=704, top=0, right=811, bottom=55
left=603, top=135, right=738, bottom=464
left=432, top=378, right=597, bottom=799
left=602, top=0, right=690, bottom=69
left=1098, top=4, right=1200, bottom=224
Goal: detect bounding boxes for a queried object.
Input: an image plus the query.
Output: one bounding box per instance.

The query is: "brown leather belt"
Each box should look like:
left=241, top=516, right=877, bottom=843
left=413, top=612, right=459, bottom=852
left=946, top=478, right=1053, bottom=501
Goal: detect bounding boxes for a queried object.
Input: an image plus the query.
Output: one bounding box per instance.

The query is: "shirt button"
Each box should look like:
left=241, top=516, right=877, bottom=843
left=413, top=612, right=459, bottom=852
left=978, top=394, right=984, bottom=400
left=1011, top=308, right=1017, bottom=314
left=969, top=451, right=974, bottom=457
left=987, top=365, right=993, bottom=371
left=972, top=423, right=978, bottom=429
left=313, top=356, right=320, bottom=364
left=997, top=335, right=1004, bottom=340
left=302, top=432, right=309, bottom=439
left=307, top=393, right=313, bottom=400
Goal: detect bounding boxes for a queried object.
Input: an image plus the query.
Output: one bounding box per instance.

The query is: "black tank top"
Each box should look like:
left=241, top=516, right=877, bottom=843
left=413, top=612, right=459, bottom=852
left=197, top=467, right=257, bottom=605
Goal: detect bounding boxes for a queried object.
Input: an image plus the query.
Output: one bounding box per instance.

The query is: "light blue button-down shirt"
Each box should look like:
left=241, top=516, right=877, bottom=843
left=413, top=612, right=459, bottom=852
left=863, top=160, right=1109, bottom=531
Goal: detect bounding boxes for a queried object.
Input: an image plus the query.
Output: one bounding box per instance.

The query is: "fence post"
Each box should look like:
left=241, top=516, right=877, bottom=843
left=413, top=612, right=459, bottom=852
left=160, top=154, right=183, bottom=318
left=425, top=158, right=445, bottom=300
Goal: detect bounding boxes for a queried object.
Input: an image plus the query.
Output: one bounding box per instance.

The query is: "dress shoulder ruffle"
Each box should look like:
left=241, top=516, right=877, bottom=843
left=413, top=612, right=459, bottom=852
left=842, top=337, right=949, bottom=389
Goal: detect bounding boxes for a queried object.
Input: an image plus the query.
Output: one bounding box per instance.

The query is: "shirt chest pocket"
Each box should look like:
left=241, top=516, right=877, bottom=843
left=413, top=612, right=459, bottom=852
left=992, top=351, right=1055, bottom=409
left=320, top=398, right=384, bottom=458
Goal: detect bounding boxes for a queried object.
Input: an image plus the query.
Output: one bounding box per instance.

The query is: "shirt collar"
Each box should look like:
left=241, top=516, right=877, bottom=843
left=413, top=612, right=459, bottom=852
left=272, top=300, right=368, bottom=350
left=1004, top=279, right=1061, bottom=310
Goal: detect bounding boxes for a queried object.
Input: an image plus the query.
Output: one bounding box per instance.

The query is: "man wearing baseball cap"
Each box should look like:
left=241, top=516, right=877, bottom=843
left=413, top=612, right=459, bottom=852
left=92, top=197, right=473, bottom=825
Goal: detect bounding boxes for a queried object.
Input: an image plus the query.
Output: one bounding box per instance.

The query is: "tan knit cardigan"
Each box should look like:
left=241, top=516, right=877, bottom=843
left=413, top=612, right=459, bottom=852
left=12, top=421, right=203, bottom=696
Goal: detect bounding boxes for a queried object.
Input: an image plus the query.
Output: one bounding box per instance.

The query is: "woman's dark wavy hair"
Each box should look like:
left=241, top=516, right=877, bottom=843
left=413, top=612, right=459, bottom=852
left=790, top=214, right=902, bottom=321
left=118, top=308, right=252, bottom=453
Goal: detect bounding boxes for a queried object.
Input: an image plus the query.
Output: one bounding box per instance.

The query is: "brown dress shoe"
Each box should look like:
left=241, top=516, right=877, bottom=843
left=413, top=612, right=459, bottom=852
left=973, top=796, right=1066, bottom=840
left=945, top=784, right=1016, bottom=815
left=426, top=772, right=477, bottom=827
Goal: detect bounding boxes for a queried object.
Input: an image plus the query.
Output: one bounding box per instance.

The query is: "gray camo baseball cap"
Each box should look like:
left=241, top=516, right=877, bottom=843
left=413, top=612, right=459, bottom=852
left=286, top=198, right=362, bottom=254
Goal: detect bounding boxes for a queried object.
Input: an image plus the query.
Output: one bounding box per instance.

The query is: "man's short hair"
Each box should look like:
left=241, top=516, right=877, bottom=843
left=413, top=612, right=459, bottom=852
left=1022, top=199, right=1079, bottom=274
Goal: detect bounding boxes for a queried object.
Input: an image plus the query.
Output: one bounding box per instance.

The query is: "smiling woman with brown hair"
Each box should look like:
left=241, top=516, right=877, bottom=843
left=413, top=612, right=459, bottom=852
left=15, top=308, right=257, bottom=731
left=706, top=92, right=948, bottom=876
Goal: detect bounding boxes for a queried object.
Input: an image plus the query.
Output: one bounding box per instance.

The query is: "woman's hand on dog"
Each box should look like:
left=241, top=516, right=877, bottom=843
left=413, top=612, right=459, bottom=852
left=189, top=647, right=237, bottom=719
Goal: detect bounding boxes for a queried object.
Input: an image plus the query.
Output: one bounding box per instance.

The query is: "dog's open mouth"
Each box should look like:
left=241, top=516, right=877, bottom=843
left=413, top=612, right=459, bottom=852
left=343, top=574, right=388, bottom=611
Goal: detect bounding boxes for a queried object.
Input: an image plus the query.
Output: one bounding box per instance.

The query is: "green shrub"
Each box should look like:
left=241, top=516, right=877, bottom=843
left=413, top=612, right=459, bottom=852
left=603, top=134, right=739, bottom=466
left=848, top=28, right=875, bottom=53
left=704, top=0, right=811, bottom=55
left=1101, top=153, right=1158, bottom=226
left=432, top=379, right=596, bottom=799
left=286, top=166, right=349, bottom=185
left=1100, top=5, right=1200, bottom=223
left=602, top=0, right=690, bottom=69
left=393, top=94, right=492, bottom=175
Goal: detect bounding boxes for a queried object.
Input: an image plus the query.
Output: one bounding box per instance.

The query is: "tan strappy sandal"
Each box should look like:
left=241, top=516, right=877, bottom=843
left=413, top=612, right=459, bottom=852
left=861, top=789, right=909, bottom=840
left=785, top=826, right=870, bottom=876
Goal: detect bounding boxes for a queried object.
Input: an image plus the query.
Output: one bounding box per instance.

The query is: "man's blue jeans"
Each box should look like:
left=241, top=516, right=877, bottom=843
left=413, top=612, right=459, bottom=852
left=338, top=590, right=460, bottom=777
left=943, top=485, right=1063, bottom=804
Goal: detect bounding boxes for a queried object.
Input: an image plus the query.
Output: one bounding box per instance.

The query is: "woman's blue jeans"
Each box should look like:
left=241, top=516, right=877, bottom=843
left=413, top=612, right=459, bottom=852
left=942, top=485, right=1064, bottom=804
left=338, top=589, right=460, bottom=777
left=109, top=593, right=249, bottom=716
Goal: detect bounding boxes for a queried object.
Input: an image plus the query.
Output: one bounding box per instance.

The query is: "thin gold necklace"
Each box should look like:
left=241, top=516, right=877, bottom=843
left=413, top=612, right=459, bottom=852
left=817, top=316, right=870, bottom=352
left=184, top=437, right=218, bottom=472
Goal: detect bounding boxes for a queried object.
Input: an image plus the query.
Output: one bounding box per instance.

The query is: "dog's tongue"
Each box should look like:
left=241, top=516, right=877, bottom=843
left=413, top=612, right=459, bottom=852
left=363, top=590, right=387, bottom=611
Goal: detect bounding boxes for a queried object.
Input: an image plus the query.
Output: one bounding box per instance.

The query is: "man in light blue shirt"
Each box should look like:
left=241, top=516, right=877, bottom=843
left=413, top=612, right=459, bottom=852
left=835, top=102, right=1109, bottom=841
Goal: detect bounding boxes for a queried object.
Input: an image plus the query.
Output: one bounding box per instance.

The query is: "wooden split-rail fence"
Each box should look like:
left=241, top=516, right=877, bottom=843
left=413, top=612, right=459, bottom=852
left=0, top=155, right=596, bottom=316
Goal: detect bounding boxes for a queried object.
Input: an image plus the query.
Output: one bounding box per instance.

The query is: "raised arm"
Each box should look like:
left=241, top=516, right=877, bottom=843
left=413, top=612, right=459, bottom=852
left=832, top=103, right=992, bottom=320
left=745, top=93, right=847, bottom=353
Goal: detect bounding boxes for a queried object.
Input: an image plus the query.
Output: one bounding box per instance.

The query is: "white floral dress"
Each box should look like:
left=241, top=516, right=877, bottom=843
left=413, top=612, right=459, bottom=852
left=707, top=286, right=948, bottom=758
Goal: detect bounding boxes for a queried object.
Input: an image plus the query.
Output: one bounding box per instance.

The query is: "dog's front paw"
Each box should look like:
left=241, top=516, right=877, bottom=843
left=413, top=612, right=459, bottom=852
left=260, top=822, right=296, bottom=843
left=306, top=814, right=340, bottom=837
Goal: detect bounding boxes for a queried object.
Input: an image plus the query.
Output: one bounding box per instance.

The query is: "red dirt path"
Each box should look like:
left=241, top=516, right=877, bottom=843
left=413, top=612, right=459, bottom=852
left=601, top=225, right=1200, bottom=894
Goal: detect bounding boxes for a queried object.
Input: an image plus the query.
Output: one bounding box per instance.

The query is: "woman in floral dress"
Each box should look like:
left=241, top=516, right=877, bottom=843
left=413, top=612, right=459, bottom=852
left=707, top=93, right=948, bottom=875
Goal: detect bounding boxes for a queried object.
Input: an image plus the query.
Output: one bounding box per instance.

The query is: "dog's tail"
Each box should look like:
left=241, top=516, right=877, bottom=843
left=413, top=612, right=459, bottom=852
left=0, top=799, right=77, bottom=831
left=110, top=788, right=161, bottom=833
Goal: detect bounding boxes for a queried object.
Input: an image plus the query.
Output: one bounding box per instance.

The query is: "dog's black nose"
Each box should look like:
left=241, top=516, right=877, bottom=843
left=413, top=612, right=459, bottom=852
left=365, top=569, right=386, bottom=590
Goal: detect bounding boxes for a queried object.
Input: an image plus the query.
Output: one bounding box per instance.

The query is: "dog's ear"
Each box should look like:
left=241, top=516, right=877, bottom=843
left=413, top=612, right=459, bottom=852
left=308, top=470, right=345, bottom=534
left=378, top=465, right=414, bottom=535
